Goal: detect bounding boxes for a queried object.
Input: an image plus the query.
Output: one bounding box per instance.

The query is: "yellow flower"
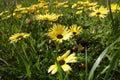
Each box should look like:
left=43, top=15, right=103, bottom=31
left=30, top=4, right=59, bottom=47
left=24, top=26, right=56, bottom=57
left=54, top=1, right=68, bottom=8
left=87, top=2, right=98, bottom=11
left=48, top=50, right=77, bottom=74
left=14, top=5, right=27, bottom=12
left=76, top=10, right=83, bottom=14
left=20, top=8, right=28, bottom=14
left=47, top=24, right=72, bottom=43
left=43, top=5, right=48, bottom=9
left=0, top=11, right=8, bottom=16
left=63, top=4, right=68, bottom=8
left=15, top=14, right=22, bottom=19
left=34, top=13, right=62, bottom=22
left=70, top=24, right=82, bottom=36
left=47, top=14, right=62, bottom=22
left=16, top=4, right=22, bottom=9
left=88, top=2, right=98, bottom=7
left=71, top=3, right=77, bottom=9
left=111, top=3, right=120, bottom=13
left=89, top=6, right=109, bottom=18
left=9, top=33, right=30, bottom=43
left=1, top=13, right=16, bottom=20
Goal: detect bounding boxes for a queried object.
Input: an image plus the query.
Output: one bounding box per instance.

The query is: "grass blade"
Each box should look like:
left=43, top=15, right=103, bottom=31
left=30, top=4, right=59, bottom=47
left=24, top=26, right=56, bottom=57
left=104, top=50, right=120, bottom=80
left=88, top=37, right=120, bottom=80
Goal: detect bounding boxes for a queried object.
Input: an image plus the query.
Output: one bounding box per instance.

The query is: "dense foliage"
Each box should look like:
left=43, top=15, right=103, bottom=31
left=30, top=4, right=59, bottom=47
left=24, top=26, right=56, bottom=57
left=0, top=0, right=120, bottom=80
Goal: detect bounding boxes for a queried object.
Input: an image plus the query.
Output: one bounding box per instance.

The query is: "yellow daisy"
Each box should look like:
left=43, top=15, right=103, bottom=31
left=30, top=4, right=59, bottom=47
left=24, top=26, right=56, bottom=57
left=89, top=6, right=109, bottom=18
left=48, top=50, right=77, bottom=74
left=53, top=1, right=68, bottom=8
left=9, top=33, right=30, bottom=43
left=76, top=10, right=83, bottom=14
left=111, top=3, right=120, bottom=13
left=71, top=3, right=77, bottom=9
left=47, top=24, right=72, bottom=43
left=69, top=24, right=82, bottom=36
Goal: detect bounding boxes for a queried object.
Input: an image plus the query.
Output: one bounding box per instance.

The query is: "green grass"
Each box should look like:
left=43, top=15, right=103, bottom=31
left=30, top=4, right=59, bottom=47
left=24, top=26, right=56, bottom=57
left=0, top=0, right=120, bottom=80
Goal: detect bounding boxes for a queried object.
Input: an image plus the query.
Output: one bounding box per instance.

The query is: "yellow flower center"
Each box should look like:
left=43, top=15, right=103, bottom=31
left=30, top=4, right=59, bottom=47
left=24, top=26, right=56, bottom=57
left=57, top=34, right=63, bottom=39
left=59, top=60, right=65, bottom=65
left=17, top=35, right=23, bottom=39
left=96, top=12, right=101, bottom=15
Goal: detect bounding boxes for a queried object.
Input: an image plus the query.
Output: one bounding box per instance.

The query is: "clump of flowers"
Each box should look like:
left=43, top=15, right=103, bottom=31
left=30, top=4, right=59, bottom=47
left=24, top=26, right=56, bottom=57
left=34, top=13, right=62, bottom=22
left=71, top=1, right=98, bottom=15
left=89, top=6, right=109, bottom=18
left=47, top=24, right=72, bottom=43
left=48, top=50, right=77, bottom=74
left=14, top=2, right=48, bottom=14
left=9, top=33, right=30, bottom=43
left=0, top=11, right=9, bottom=17
left=53, top=1, right=68, bottom=8
left=0, top=1, right=49, bottom=20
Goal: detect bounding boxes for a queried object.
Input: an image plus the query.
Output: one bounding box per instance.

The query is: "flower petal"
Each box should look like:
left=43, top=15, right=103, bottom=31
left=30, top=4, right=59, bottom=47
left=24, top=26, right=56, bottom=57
left=48, top=64, right=58, bottom=74
left=57, top=50, right=71, bottom=61
left=61, top=50, right=70, bottom=58
left=65, top=53, right=77, bottom=63
left=61, top=64, right=72, bottom=72
left=51, top=67, right=58, bottom=74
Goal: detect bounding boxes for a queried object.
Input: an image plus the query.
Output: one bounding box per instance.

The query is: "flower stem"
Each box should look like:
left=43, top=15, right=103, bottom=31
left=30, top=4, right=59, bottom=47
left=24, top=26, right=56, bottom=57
left=85, top=47, right=88, bottom=80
